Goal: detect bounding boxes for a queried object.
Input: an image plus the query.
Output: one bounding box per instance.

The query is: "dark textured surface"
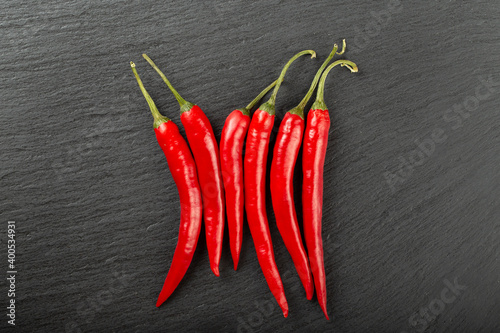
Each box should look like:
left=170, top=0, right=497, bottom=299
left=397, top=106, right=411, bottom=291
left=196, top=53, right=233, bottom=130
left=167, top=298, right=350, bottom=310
left=1, top=1, right=499, bottom=332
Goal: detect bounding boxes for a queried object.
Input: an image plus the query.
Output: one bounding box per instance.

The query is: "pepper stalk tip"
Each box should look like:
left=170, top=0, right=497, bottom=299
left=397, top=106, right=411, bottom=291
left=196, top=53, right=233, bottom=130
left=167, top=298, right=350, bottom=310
left=315, top=59, right=359, bottom=104
left=130, top=61, right=171, bottom=127
left=265, top=49, right=316, bottom=109
left=294, top=43, right=339, bottom=112
left=142, top=53, right=191, bottom=110
left=341, top=63, right=358, bottom=73
left=336, top=39, right=347, bottom=55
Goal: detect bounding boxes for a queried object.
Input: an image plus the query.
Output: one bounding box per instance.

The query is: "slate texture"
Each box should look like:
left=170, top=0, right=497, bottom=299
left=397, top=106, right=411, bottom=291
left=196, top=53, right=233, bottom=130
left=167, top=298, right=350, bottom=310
left=1, top=0, right=499, bottom=332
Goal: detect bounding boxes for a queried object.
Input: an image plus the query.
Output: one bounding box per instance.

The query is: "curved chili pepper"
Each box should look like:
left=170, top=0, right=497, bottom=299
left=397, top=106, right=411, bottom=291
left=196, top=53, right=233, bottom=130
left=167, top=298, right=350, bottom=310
left=303, top=57, right=358, bottom=320
left=220, top=80, right=277, bottom=270
left=143, top=54, right=225, bottom=277
left=130, top=62, right=203, bottom=307
left=270, top=42, right=345, bottom=301
left=244, top=49, right=316, bottom=318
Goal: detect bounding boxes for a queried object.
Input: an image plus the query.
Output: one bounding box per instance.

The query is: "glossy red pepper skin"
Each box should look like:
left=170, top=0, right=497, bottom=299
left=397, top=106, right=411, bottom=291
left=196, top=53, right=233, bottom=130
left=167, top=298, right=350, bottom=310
left=301, top=56, right=358, bottom=320
left=241, top=49, right=315, bottom=318
left=268, top=44, right=342, bottom=304
left=244, top=108, right=289, bottom=317
left=131, top=61, right=203, bottom=306
left=155, top=121, right=203, bottom=307
left=270, top=112, right=314, bottom=300
left=220, top=109, right=250, bottom=270
left=302, top=108, right=330, bottom=320
left=141, top=55, right=225, bottom=277
left=181, top=105, right=225, bottom=277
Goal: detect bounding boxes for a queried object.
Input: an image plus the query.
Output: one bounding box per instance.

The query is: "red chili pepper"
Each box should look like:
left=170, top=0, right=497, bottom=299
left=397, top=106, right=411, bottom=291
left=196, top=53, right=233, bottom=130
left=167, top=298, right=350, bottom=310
left=270, top=42, right=344, bottom=301
left=244, top=50, right=316, bottom=318
left=143, top=54, right=225, bottom=277
left=130, top=62, right=203, bottom=307
left=220, top=80, right=277, bottom=270
left=303, top=56, right=358, bottom=320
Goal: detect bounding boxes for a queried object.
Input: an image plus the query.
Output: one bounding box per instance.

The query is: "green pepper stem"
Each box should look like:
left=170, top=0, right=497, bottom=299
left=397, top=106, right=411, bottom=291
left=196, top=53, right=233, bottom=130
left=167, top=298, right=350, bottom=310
left=336, top=39, right=347, bottom=55
left=267, top=49, right=316, bottom=106
left=245, top=80, right=277, bottom=111
left=130, top=62, right=170, bottom=128
left=142, top=54, right=190, bottom=108
left=296, top=44, right=339, bottom=111
left=315, top=59, right=358, bottom=104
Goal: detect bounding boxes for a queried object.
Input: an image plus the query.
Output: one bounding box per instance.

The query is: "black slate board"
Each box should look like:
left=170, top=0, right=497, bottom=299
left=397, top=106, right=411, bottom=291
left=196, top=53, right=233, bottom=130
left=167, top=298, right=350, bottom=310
left=1, top=1, right=499, bottom=332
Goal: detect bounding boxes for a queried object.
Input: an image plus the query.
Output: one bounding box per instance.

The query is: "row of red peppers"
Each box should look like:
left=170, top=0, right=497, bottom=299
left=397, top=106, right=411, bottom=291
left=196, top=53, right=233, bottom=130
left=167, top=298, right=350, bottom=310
left=130, top=41, right=358, bottom=319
